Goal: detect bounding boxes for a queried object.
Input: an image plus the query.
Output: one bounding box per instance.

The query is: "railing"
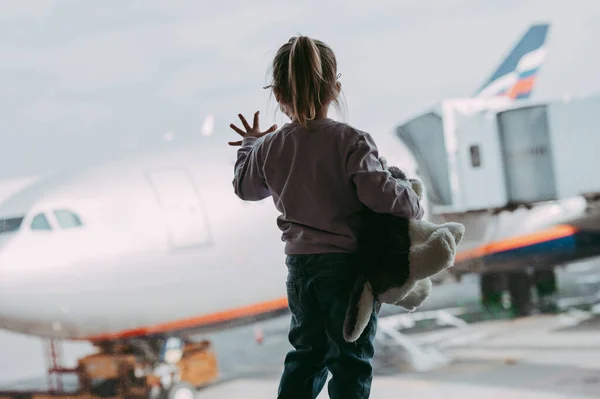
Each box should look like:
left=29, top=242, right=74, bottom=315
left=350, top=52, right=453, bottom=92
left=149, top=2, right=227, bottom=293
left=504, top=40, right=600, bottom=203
left=375, top=307, right=470, bottom=371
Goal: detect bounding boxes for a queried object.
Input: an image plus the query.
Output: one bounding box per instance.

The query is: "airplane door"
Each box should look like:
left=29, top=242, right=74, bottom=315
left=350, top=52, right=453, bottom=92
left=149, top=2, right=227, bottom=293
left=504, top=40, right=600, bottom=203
left=497, top=105, right=557, bottom=204
left=147, top=169, right=212, bottom=250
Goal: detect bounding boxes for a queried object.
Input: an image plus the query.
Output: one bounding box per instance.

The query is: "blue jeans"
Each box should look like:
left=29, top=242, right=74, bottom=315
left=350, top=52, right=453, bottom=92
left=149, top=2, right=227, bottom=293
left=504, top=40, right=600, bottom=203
left=277, top=253, right=378, bottom=399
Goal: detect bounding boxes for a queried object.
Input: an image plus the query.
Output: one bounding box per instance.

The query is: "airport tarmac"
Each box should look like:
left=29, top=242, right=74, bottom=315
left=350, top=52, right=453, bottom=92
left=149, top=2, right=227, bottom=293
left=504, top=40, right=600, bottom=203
left=198, top=312, right=600, bottom=398
left=1, top=260, right=600, bottom=397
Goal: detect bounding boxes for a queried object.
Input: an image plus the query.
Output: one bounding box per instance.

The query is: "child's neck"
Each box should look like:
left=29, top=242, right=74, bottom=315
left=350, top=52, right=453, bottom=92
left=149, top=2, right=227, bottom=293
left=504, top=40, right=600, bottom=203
left=291, top=105, right=330, bottom=123
left=314, top=106, right=329, bottom=120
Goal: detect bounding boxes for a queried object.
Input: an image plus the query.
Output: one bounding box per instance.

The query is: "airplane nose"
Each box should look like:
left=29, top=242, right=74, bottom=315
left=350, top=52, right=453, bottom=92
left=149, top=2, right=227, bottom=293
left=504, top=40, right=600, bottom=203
left=0, top=234, right=19, bottom=283
left=0, top=235, right=10, bottom=256
left=0, top=237, right=8, bottom=247
left=0, top=234, right=15, bottom=256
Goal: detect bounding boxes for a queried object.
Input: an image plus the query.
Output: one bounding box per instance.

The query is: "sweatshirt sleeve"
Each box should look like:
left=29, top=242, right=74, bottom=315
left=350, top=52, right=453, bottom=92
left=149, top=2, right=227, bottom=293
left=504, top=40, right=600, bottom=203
left=347, top=132, right=424, bottom=219
left=232, top=136, right=271, bottom=201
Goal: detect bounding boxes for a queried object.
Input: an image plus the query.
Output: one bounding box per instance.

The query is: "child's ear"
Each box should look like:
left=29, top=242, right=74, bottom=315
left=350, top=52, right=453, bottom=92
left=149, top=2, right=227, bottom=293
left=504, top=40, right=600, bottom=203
left=336, top=81, right=342, bottom=94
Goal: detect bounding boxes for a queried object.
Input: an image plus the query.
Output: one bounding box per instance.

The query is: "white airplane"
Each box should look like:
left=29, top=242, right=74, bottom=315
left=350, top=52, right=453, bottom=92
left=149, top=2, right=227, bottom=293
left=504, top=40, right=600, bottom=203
left=0, top=175, right=43, bottom=205
left=0, top=140, right=295, bottom=341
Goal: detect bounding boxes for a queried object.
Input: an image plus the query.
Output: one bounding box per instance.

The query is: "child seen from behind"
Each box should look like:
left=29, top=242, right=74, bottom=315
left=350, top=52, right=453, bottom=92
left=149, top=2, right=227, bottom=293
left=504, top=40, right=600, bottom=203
left=229, top=36, right=424, bottom=399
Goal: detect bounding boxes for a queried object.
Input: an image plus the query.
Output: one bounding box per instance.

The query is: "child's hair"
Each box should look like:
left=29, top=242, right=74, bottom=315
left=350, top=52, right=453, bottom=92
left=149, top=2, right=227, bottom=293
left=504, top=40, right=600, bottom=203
left=264, top=36, right=345, bottom=127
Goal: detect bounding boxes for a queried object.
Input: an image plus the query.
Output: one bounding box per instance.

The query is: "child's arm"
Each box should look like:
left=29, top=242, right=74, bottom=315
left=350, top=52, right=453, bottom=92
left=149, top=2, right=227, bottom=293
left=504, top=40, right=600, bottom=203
left=347, top=132, right=424, bottom=219
left=232, top=136, right=271, bottom=201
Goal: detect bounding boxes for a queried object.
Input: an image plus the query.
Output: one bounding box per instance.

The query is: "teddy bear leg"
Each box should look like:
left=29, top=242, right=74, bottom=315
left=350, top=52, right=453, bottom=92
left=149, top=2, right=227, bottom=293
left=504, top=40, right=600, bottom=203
left=408, top=227, right=457, bottom=280
left=393, top=278, right=433, bottom=311
left=378, top=280, right=416, bottom=305
left=343, top=281, right=375, bottom=343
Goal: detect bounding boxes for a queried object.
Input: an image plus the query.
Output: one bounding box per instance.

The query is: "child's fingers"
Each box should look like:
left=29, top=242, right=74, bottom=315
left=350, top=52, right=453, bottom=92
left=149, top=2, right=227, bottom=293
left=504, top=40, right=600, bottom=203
left=228, top=140, right=242, bottom=146
left=230, top=123, right=245, bottom=136
left=256, top=124, right=278, bottom=139
left=263, top=124, right=278, bottom=134
left=238, top=113, right=251, bottom=131
left=253, top=111, right=259, bottom=130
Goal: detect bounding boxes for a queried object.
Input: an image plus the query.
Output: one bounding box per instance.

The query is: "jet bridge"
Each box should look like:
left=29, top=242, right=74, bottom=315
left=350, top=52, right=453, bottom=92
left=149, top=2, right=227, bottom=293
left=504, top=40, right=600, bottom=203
left=397, top=93, right=600, bottom=216
left=396, top=93, right=600, bottom=317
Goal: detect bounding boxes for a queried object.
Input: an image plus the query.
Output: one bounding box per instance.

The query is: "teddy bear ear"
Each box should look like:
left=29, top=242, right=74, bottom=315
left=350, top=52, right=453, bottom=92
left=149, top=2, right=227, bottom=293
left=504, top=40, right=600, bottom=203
left=379, top=157, right=388, bottom=169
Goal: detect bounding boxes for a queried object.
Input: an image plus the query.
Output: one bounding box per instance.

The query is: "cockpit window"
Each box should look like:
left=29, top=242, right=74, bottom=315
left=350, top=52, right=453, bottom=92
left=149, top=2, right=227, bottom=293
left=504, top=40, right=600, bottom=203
left=54, top=209, right=83, bottom=229
left=31, top=213, right=52, bottom=231
left=0, top=217, right=24, bottom=234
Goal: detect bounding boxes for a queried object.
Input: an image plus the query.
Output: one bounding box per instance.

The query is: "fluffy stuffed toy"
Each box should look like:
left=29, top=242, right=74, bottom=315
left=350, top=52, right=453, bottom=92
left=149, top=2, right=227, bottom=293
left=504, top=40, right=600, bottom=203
left=343, top=157, right=465, bottom=342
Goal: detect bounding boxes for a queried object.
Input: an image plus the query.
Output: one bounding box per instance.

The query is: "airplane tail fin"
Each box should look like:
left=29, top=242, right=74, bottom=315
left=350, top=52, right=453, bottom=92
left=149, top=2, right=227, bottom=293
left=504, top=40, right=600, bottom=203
left=474, top=23, right=550, bottom=101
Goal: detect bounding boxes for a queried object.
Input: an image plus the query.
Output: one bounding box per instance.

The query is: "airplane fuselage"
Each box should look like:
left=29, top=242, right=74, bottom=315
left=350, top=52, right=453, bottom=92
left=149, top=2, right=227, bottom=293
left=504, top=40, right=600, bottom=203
left=432, top=197, right=600, bottom=274
left=0, top=140, right=290, bottom=339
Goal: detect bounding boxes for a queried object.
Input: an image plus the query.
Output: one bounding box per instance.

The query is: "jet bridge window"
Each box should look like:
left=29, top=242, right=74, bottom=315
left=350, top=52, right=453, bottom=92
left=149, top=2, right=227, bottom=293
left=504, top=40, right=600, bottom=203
left=0, top=217, right=24, bottom=234
left=54, top=210, right=83, bottom=229
left=470, top=145, right=482, bottom=168
left=31, top=214, right=52, bottom=231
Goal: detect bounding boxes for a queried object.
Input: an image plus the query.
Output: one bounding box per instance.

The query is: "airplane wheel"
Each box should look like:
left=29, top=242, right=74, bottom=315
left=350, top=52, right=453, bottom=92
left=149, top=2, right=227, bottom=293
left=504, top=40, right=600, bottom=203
left=533, top=268, right=558, bottom=313
left=167, top=382, right=196, bottom=399
left=480, top=272, right=506, bottom=315
left=507, top=270, right=533, bottom=317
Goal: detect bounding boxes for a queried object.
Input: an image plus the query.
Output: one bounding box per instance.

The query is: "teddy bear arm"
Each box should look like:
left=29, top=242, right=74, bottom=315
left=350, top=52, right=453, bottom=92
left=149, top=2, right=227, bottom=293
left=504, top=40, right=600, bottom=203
left=393, top=278, right=432, bottom=311
left=408, top=219, right=447, bottom=246
left=408, top=228, right=457, bottom=281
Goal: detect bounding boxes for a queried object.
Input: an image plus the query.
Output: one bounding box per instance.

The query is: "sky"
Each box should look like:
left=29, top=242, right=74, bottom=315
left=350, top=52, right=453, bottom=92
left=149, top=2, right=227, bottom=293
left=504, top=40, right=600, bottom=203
left=1, top=0, right=599, bottom=177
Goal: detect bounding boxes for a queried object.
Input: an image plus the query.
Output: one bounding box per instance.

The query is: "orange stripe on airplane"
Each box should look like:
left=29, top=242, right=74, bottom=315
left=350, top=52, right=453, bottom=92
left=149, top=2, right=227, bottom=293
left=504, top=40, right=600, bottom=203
left=83, top=225, right=577, bottom=342
left=455, top=224, right=578, bottom=263
left=84, top=297, right=289, bottom=342
left=508, top=76, right=536, bottom=99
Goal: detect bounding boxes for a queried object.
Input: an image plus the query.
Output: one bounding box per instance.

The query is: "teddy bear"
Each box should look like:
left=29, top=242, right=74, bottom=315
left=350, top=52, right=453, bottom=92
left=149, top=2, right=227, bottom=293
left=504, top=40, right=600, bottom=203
left=343, top=157, right=465, bottom=342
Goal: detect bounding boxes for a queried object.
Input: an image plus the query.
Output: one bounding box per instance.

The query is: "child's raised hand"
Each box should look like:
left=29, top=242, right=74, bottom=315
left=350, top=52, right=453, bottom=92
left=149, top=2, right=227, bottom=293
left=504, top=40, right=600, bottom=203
left=229, top=111, right=278, bottom=146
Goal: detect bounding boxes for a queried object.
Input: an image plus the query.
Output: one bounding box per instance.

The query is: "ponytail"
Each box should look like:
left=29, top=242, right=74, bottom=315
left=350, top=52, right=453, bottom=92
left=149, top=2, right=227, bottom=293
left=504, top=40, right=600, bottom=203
left=288, top=36, right=324, bottom=127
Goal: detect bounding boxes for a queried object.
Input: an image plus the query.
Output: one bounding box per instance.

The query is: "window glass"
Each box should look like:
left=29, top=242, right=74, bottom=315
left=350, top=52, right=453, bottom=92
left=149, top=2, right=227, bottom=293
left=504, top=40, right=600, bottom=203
left=470, top=145, right=482, bottom=168
left=0, top=217, right=24, bottom=234
left=54, top=210, right=83, bottom=229
left=31, top=214, right=52, bottom=231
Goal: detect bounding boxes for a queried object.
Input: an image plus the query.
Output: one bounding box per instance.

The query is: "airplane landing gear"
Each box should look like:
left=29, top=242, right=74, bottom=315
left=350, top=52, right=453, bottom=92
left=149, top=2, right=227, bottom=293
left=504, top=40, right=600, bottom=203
left=480, top=267, right=558, bottom=317
left=480, top=272, right=506, bottom=315
left=507, top=270, right=533, bottom=317
left=533, top=268, right=559, bottom=314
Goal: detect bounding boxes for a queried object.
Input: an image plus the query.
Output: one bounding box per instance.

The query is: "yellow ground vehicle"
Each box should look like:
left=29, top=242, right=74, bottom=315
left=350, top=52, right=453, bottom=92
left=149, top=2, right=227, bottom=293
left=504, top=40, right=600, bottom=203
left=0, top=337, right=219, bottom=399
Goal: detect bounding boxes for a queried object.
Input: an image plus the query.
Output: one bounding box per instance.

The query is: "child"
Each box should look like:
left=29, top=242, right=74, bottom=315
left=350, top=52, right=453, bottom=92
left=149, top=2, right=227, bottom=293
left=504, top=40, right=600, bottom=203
left=229, top=36, right=424, bottom=399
